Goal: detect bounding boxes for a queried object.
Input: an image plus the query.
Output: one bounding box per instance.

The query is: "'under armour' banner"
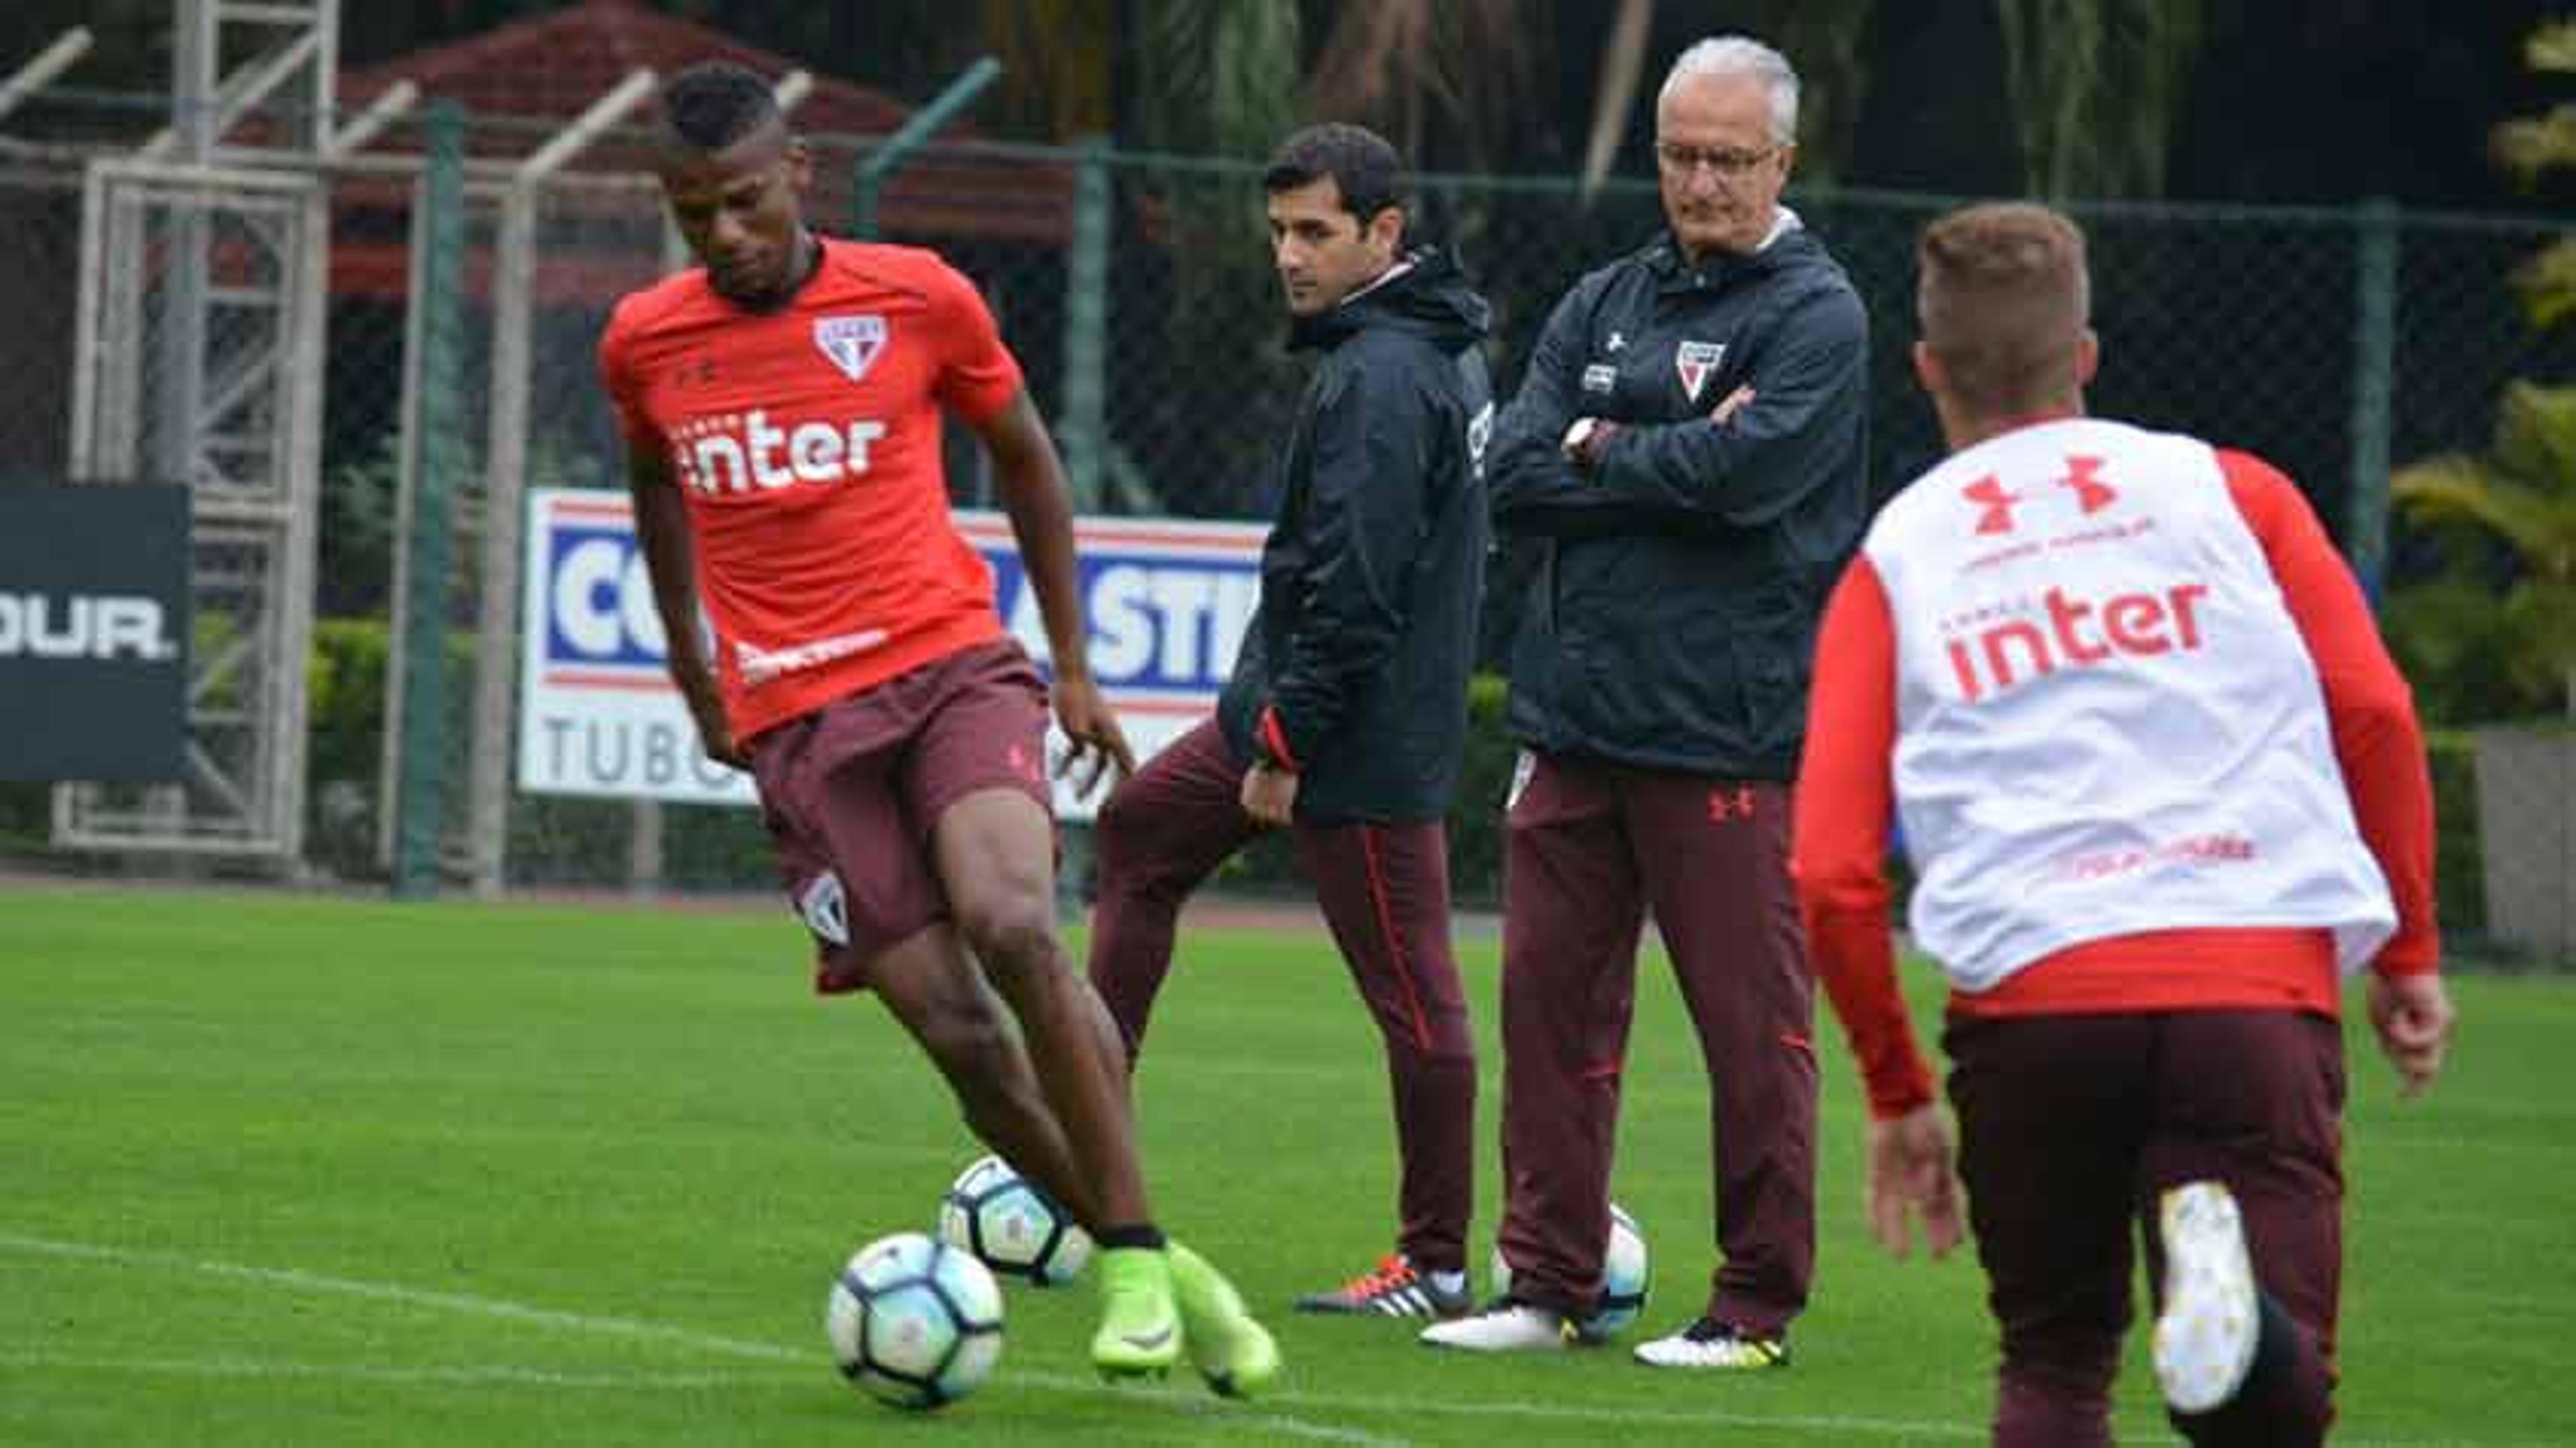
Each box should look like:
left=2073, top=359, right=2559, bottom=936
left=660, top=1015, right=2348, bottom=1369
left=0, top=483, right=190, bottom=782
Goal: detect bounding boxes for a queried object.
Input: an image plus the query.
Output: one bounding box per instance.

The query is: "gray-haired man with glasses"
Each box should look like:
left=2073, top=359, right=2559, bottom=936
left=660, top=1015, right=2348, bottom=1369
left=1422, top=35, right=1868, bottom=1368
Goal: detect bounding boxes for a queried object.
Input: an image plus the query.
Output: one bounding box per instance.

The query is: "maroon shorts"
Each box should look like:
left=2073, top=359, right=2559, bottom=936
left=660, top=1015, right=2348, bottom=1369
left=745, top=639, right=1053, bottom=993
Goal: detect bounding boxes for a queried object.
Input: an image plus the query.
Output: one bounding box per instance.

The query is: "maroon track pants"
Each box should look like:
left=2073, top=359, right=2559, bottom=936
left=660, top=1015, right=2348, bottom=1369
left=1495, top=751, right=1816, bottom=1332
left=1085, top=717, right=1477, bottom=1274
left=1945, top=1009, right=2344, bottom=1448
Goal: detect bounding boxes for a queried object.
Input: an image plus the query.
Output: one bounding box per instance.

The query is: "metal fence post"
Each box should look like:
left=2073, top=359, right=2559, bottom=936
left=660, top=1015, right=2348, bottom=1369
left=1060, top=134, right=1112, bottom=511
left=392, top=101, right=468, bottom=900
left=466, top=69, right=657, bottom=898
left=467, top=182, right=539, bottom=899
left=2347, top=197, right=2400, bottom=599
left=1051, top=137, right=1117, bottom=919
left=851, top=57, right=1000, bottom=239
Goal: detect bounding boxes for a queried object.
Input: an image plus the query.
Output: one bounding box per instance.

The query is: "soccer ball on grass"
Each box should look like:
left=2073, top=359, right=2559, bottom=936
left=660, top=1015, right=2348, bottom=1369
left=1490, top=1200, right=1651, bottom=1341
left=938, top=1153, right=1093, bottom=1286
left=824, top=1231, right=1004, bottom=1410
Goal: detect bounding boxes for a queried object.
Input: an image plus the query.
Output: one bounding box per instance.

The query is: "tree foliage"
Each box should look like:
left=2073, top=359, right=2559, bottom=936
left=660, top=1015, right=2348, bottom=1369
left=2495, top=20, right=2576, bottom=329
left=2392, top=383, right=2576, bottom=719
left=2389, top=21, right=2576, bottom=721
left=1128, top=0, right=1302, bottom=156
left=1994, top=0, right=2202, bottom=197
left=1302, top=0, right=1554, bottom=174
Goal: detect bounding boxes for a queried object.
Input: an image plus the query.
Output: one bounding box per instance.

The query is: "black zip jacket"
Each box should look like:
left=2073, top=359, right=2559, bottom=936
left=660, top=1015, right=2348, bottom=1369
left=1489, top=220, right=1869, bottom=779
left=1216, top=247, right=1495, bottom=823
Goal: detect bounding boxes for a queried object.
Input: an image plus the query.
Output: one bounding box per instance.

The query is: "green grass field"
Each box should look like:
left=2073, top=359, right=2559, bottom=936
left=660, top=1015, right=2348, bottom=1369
left=3, top=886, right=2570, bottom=1446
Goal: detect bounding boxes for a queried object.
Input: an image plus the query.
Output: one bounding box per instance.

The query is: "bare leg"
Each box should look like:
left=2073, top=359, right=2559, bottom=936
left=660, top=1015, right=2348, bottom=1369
left=867, top=921, right=1104, bottom=1229
left=936, top=787, right=1153, bottom=1231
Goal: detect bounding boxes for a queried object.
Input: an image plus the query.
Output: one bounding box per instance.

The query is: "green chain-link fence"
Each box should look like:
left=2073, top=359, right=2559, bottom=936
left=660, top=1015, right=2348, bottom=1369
left=977, top=149, right=2575, bottom=558
left=1, top=94, right=2568, bottom=913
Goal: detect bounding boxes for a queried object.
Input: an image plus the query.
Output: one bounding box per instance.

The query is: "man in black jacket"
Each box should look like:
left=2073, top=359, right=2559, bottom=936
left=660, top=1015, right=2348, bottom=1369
left=1423, top=36, right=1868, bottom=1366
left=1088, top=123, right=1495, bottom=1318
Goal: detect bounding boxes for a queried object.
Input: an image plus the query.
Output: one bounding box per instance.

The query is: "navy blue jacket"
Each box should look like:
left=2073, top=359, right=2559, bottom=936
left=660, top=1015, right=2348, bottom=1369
left=1490, top=221, right=1870, bottom=779
left=1217, top=248, right=1495, bottom=823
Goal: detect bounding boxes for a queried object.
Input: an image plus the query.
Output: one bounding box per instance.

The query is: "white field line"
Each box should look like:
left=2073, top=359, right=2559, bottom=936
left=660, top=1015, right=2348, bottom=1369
left=1213, top=1411, right=1411, bottom=1448
left=0, top=1229, right=1405, bottom=1447
left=0, top=1230, right=2530, bottom=1447
left=0, top=1352, right=806, bottom=1392
left=0, top=1351, right=1412, bottom=1448
left=0, top=1229, right=804, bottom=1363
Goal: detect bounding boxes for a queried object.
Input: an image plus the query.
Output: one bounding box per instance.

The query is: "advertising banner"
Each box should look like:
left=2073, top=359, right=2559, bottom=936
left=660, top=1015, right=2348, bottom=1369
left=519, top=490, right=1265, bottom=819
left=0, top=484, right=190, bottom=782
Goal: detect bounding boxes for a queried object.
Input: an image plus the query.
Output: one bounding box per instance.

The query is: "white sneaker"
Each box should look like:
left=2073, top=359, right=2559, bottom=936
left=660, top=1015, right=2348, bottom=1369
left=1418, top=1302, right=1568, bottom=1352
left=1633, top=1317, right=1790, bottom=1369
left=2153, top=1181, right=2259, bottom=1414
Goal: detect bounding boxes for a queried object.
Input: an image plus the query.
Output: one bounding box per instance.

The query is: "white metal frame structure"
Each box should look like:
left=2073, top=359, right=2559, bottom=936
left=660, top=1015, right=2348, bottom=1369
left=56, top=0, right=341, bottom=860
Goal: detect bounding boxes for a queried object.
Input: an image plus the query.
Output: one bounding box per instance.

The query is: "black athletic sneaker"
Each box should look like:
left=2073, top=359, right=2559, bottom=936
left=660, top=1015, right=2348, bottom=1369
left=1294, top=1253, right=1472, bottom=1318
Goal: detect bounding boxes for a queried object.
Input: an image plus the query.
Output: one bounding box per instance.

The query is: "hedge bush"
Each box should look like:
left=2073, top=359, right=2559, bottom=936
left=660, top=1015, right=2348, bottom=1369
left=2426, top=730, right=2483, bottom=936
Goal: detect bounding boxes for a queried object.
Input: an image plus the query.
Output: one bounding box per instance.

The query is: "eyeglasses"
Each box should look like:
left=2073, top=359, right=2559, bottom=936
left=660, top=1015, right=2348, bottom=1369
left=1654, top=142, right=1780, bottom=179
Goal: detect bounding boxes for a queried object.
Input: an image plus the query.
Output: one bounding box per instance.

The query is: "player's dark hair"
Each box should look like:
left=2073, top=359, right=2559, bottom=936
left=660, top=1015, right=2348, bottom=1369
left=1263, top=122, right=1406, bottom=238
left=1917, top=201, right=2091, bottom=420
left=658, top=61, right=780, bottom=154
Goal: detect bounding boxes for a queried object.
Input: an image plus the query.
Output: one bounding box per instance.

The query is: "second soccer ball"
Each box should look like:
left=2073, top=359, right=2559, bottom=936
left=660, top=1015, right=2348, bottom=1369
left=937, top=1153, right=1094, bottom=1287
left=1490, top=1201, right=1652, bottom=1342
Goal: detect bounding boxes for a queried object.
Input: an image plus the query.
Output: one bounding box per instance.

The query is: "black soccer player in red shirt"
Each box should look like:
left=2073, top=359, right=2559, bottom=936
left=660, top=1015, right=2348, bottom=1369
left=601, top=60, right=1274, bottom=1394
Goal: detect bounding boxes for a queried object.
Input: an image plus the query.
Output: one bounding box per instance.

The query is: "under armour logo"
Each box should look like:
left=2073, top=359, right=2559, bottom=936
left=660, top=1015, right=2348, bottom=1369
left=1964, top=457, right=2119, bottom=536
left=1708, top=785, right=1757, bottom=822
left=1964, top=476, right=2021, bottom=535
left=2062, top=455, right=2117, bottom=514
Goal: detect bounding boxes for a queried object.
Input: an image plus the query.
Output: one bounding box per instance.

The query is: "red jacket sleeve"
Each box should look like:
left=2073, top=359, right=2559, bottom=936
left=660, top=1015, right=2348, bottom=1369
left=2218, top=450, right=2441, bottom=977
left=1793, top=555, right=1939, bottom=1119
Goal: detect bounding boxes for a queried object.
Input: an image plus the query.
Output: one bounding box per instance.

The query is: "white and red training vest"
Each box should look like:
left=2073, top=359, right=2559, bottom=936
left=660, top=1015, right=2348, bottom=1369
left=1862, top=417, right=2396, bottom=992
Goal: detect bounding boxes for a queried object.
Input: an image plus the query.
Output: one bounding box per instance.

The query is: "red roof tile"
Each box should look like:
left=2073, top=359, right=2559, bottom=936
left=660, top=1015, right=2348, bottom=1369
left=336, top=0, right=1069, bottom=246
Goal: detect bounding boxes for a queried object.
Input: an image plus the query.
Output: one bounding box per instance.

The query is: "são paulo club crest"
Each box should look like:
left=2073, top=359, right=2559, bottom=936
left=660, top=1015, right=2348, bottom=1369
left=1674, top=340, right=1725, bottom=403
left=814, top=314, right=888, bottom=383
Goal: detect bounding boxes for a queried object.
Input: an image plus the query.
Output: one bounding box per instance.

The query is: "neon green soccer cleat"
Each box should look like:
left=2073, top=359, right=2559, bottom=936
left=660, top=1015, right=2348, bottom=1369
left=1090, top=1245, right=1183, bottom=1380
left=1168, top=1241, right=1282, bottom=1399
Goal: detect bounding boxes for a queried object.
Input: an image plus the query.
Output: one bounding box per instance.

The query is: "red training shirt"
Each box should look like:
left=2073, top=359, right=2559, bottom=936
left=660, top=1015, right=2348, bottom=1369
left=599, top=238, right=1020, bottom=741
